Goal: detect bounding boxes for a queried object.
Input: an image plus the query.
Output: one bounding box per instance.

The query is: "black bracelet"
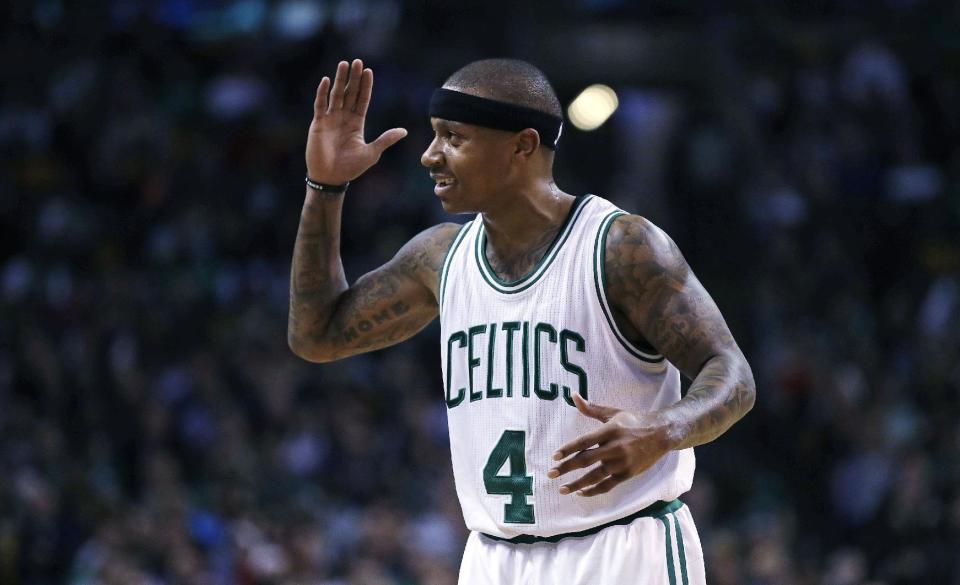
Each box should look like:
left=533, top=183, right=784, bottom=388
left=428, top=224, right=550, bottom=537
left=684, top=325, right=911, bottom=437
left=305, top=176, right=349, bottom=194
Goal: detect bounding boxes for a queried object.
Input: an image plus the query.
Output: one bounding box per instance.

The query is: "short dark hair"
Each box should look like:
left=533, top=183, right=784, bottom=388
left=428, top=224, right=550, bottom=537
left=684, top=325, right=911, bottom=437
left=443, top=59, right=562, bottom=119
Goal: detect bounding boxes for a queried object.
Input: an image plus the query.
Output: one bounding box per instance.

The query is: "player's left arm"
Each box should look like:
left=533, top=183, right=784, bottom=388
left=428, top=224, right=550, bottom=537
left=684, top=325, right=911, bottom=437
left=550, top=214, right=755, bottom=496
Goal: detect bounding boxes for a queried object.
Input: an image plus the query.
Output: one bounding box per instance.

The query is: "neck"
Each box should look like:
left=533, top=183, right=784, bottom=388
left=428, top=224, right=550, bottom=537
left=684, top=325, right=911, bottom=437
left=481, top=179, right=575, bottom=260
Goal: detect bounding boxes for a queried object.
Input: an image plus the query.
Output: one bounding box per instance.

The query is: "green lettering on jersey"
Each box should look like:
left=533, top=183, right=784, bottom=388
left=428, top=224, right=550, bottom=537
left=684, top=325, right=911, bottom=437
left=521, top=321, right=531, bottom=397
left=534, top=322, right=558, bottom=400
left=483, top=430, right=535, bottom=524
left=467, top=324, right=487, bottom=402
left=486, top=322, right=503, bottom=398
left=501, top=322, right=521, bottom=398
left=446, top=331, right=467, bottom=408
left=560, top=329, right=588, bottom=406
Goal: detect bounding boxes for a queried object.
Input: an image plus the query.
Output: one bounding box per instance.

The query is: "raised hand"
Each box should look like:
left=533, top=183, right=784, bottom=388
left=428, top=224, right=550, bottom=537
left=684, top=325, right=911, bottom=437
left=547, top=394, right=678, bottom=497
left=306, top=59, right=408, bottom=185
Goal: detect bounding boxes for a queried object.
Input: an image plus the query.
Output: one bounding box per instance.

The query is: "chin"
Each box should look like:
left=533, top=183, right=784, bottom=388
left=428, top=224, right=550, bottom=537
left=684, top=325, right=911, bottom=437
left=438, top=197, right=477, bottom=215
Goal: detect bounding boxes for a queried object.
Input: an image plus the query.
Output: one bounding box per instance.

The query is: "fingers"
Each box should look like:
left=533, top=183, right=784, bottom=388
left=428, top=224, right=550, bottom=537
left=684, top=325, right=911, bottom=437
left=552, top=425, right=613, bottom=461
left=579, top=474, right=625, bottom=497
left=548, top=446, right=606, bottom=479
left=327, top=60, right=350, bottom=113
left=313, top=76, right=330, bottom=118
left=354, top=67, right=374, bottom=117
left=572, top=393, right=620, bottom=423
left=325, top=59, right=372, bottom=117
left=342, top=59, right=364, bottom=112
left=558, top=465, right=609, bottom=495
left=370, top=127, right=408, bottom=154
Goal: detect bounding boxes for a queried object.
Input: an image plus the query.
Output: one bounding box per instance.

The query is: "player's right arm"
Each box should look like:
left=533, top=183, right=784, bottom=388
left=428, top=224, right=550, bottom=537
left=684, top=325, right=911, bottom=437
left=288, top=59, right=456, bottom=363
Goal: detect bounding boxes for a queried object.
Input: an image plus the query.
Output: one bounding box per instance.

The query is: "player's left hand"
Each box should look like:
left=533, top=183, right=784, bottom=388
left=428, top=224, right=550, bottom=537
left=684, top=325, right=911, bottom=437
left=548, top=394, right=678, bottom=497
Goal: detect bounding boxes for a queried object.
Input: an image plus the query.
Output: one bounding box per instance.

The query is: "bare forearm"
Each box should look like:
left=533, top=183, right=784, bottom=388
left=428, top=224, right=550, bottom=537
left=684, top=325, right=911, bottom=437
left=662, top=353, right=755, bottom=450
left=288, top=189, right=348, bottom=353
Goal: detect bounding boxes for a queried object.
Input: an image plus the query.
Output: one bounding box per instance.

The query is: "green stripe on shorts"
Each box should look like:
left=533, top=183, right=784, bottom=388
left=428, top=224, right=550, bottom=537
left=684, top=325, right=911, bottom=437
left=660, top=515, right=676, bottom=585
left=672, top=513, right=689, bottom=585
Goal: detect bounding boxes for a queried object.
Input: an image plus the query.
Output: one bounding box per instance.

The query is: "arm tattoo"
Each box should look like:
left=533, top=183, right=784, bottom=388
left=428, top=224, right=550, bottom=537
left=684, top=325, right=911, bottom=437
left=605, top=215, right=756, bottom=449
left=288, top=190, right=461, bottom=361
left=288, top=193, right=348, bottom=355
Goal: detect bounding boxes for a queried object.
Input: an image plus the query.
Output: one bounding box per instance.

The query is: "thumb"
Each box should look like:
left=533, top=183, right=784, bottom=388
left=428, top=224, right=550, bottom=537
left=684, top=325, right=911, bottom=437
left=370, top=127, right=408, bottom=155
left=572, top=393, right=620, bottom=423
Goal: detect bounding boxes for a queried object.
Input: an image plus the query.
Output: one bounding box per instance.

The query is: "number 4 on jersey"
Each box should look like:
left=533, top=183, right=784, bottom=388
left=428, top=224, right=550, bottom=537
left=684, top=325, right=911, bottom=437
left=483, top=430, right=535, bottom=524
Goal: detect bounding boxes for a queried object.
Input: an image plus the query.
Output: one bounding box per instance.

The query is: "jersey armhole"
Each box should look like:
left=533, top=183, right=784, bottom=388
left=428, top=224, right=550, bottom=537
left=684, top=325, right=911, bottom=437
left=593, top=211, right=666, bottom=364
left=438, top=221, right=473, bottom=313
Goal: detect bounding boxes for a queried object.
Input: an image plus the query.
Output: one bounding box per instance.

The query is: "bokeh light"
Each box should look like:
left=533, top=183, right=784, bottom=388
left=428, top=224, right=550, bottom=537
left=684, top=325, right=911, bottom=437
left=567, top=84, right=619, bottom=131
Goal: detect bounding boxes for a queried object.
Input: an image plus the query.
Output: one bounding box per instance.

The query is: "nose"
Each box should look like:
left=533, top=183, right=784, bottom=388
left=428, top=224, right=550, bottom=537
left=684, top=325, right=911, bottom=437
left=420, top=136, right=443, bottom=169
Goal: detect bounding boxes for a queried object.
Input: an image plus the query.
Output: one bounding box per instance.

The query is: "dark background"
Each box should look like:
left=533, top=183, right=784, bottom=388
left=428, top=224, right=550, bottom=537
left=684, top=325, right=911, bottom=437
left=2, top=1, right=959, bottom=583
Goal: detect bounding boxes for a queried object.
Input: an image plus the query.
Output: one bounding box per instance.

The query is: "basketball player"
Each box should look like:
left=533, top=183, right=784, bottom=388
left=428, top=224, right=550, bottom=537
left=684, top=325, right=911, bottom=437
left=288, top=58, right=756, bottom=585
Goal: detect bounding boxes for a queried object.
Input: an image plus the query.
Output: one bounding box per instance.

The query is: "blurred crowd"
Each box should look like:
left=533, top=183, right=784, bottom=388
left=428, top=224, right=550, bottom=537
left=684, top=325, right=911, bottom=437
left=2, top=1, right=959, bottom=584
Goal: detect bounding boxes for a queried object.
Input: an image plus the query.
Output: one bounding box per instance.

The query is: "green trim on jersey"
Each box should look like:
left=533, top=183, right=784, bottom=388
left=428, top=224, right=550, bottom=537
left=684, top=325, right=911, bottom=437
left=474, top=195, right=594, bottom=294
left=438, top=221, right=473, bottom=312
left=479, top=499, right=683, bottom=545
left=593, top=211, right=665, bottom=364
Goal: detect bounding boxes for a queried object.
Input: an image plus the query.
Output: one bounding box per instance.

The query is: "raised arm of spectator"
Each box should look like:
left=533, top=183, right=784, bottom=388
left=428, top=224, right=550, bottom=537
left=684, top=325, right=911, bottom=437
left=288, top=59, right=459, bottom=363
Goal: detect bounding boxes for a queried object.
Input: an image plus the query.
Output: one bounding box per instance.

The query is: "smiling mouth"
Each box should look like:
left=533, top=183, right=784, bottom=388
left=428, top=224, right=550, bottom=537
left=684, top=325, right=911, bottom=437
left=432, top=175, right=456, bottom=195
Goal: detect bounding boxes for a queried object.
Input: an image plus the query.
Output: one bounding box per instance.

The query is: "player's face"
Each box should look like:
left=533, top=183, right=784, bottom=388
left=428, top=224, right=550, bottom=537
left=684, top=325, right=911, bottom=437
left=421, top=118, right=518, bottom=214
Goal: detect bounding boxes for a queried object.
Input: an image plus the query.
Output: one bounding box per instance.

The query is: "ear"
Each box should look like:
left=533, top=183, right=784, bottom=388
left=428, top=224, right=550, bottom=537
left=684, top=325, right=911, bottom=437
left=513, top=128, right=540, bottom=159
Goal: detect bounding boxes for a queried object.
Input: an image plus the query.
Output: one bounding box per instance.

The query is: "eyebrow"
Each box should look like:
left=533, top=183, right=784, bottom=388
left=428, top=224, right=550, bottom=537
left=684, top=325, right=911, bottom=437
left=430, top=119, right=471, bottom=133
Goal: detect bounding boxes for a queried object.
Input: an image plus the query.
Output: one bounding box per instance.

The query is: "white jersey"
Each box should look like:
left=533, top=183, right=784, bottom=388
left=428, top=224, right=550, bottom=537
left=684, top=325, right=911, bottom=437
left=439, top=194, right=695, bottom=539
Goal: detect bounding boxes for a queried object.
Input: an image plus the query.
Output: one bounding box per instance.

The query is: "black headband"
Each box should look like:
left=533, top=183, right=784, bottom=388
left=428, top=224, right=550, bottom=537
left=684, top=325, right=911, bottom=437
left=429, top=88, right=563, bottom=150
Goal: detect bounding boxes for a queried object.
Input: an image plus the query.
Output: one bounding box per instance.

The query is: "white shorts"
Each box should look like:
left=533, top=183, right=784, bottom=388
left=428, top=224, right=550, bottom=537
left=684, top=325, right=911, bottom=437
left=458, top=502, right=705, bottom=585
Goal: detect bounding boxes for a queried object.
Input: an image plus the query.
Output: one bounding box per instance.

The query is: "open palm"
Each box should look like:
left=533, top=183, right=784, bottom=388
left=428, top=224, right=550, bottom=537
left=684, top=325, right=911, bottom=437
left=306, top=59, right=407, bottom=186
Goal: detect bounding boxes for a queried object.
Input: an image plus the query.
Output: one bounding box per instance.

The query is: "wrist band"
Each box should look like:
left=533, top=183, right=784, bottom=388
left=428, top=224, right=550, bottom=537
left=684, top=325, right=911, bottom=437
left=305, top=176, right=349, bottom=194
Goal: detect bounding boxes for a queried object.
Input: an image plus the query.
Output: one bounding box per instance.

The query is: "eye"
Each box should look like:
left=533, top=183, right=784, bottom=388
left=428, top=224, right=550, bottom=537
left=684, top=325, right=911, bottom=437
left=448, top=131, right=463, bottom=146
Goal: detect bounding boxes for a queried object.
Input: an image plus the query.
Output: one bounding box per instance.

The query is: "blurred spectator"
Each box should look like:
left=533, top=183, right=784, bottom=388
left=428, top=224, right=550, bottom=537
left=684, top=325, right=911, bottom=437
left=2, top=1, right=959, bottom=583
